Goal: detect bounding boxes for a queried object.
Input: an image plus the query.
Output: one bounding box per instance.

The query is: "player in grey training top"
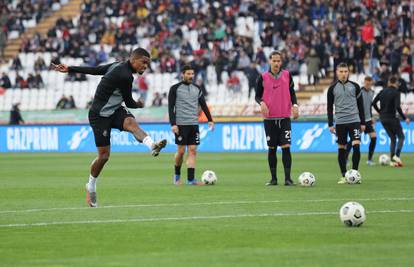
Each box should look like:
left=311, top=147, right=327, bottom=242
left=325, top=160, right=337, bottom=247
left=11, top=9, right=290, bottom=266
left=345, top=76, right=377, bottom=165
left=327, top=63, right=365, bottom=184
left=168, top=65, right=214, bottom=185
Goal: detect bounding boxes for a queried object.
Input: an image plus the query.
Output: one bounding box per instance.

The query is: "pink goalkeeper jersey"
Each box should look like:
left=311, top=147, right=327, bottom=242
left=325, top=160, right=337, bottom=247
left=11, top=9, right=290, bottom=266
left=261, top=70, right=292, bottom=118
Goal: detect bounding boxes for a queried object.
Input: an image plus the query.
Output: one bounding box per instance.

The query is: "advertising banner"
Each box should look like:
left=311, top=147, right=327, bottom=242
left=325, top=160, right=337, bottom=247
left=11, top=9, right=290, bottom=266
left=1, top=122, right=413, bottom=153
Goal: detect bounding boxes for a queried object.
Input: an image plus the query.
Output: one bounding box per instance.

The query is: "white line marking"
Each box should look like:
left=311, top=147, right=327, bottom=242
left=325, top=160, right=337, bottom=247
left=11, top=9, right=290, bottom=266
left=0, top=197, right=413, bottom=214
left=1, top=209, right=413, bottom=228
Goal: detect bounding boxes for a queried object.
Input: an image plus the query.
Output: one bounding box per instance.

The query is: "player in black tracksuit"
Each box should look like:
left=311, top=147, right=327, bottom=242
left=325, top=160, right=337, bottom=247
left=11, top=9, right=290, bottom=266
left=372, top=76, right=410, bottom=166
left=52, top=48, right=166, bottom=207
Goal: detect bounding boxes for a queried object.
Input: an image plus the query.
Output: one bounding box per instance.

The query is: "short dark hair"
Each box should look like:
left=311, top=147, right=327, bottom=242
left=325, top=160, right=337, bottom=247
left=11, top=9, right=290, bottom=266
left=181, top=65, right=194, bottom=73
left=269, top=51, right=282, bottom=59
left=388, top=76, right=399, bottom=85
left=364, top=76, right=373, bottom=81
left=337, top=62, right=349, bottom=69
left=131, top=48, right=150, bottom=59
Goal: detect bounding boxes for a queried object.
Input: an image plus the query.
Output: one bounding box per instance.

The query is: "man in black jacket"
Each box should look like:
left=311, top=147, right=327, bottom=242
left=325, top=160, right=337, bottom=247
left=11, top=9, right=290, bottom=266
left=9, top=103, right=24, bottom=125
left=372, top=76, right=410, bottom=167
left=52, top=48, right=166, bottom=207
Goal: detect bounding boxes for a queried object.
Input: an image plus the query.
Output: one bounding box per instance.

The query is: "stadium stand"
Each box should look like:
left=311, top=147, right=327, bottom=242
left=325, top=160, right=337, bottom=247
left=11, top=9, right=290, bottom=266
left=0, top=0, right=413, bottom=118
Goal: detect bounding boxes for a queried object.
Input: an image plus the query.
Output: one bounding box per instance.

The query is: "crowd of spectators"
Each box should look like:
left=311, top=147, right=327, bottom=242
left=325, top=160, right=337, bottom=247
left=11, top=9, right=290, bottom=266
left=1, top=70, right=44, bottom=89
left=0, top=0, right=65, bottom=61
left=1, top=0, right=413, bottom=93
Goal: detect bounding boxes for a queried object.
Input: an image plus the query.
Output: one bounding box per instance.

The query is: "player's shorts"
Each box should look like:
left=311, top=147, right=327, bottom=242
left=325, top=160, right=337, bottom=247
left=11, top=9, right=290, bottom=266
left=264, top=118, right=291, bottom=147
left=88, top=106, right=134, bottom=147
left=381, top=118, right=404, bottom=139
left=364, top=120, right=375, bottom=134
left=175, top=125, right=200, bottom=145
left=335, top=122, right=361, bottom=145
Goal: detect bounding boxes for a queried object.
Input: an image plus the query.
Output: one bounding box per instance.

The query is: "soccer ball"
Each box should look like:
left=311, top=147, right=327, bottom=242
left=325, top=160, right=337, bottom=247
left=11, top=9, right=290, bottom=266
left=379, top=154, right=390, bottom=166
left=345, top=169, right=361, bottom=184
left=201, top=170, right=217, bottom=185
left=339, top=201, right=366, bottom=227
left=298, top=172, right=316, bottom=187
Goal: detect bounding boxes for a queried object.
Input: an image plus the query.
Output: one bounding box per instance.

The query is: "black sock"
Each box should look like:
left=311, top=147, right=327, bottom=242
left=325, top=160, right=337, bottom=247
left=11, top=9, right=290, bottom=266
left=187, top=168, right=195, bottom=181
left=175, top=165, right=181, bottom=176
left=368, top=137, right=376, bottom=160
left=390, top=136, right=396, bottom=158
left=396, top=135, right=405, bottom=157
left=282, top=147, right=292, bottom=181
left=352, top=144, right=360, bottom=170
left=345, top=140, right=352, bottom=161
left=268, top=148, right=277, bottom=181
left=338, top=148, right=347, bottom=177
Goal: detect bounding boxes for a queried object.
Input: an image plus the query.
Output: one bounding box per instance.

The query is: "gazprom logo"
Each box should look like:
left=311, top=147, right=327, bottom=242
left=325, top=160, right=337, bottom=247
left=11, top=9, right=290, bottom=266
left=6, top=127, right=59, bottom=151
left=296, top=124, right=327, bottom=150
left=67, top=127, right=91, bottom=150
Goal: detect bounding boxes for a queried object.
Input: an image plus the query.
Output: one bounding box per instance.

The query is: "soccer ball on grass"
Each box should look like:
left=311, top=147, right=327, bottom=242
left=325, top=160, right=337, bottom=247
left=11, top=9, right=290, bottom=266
left=345, top=169, right=361, bottom=184
left=201, top=170, right=217, bottom=185
left=378, top=154, right=390, bottom=166
left=339, top=201, right=366, bottom=227
left=298, top=172, right=316, bottom=187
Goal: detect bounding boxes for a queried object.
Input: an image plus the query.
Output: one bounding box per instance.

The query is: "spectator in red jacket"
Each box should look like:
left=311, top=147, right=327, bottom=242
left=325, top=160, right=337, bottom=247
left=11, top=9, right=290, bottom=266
left=361, top=20, right=374, bottom=45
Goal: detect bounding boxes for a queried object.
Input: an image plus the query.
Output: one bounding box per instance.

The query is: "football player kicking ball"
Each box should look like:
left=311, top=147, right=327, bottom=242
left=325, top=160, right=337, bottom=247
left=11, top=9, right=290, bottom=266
left=52, top=48, right=167, bottom=207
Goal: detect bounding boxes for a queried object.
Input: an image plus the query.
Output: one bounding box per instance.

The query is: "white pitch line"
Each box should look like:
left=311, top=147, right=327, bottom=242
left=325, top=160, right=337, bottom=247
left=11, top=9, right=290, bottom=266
left=0, top=197, right=413, bottom=214
left=1, top=209, right=414, bottom=228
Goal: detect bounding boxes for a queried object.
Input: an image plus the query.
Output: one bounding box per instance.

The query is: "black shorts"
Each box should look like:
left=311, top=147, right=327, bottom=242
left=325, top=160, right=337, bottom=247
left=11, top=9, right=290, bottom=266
left=88, top=106, right=134, bottom=147
left=264, top=118, right=291, bottom=147
left=381, top=118, right=404, bottom=139
left=335, top=122, right=361, bottom=145
left=175, top=125, right=200, bottom=145
left=365, top=120, right=375, bottom=134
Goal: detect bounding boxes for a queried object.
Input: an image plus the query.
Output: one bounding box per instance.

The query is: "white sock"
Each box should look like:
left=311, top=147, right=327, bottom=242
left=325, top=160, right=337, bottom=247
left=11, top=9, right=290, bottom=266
left=143, top=136, right=154, bottom=151
left=88, top=175, right=97, bottom=192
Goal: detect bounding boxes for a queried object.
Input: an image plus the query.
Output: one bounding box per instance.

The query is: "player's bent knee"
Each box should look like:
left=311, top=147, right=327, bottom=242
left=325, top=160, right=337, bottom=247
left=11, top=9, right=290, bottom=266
left=281, top=144, right=291, bottom=148
left=338, top=145, right=346, bottom=149
left=123, top=117, right=137, bottom=132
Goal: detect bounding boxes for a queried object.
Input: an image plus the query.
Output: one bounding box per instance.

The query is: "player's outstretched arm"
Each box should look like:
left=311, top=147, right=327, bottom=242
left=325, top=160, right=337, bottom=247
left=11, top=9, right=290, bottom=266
left=52, top=62, right=114, bottom=75
left=51, top=63, right=69, bottom=73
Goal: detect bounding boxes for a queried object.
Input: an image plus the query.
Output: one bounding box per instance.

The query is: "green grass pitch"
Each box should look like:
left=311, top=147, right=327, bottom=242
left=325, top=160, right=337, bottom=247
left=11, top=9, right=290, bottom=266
left=0, top=152, right=413, bottom=267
